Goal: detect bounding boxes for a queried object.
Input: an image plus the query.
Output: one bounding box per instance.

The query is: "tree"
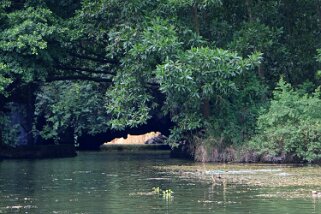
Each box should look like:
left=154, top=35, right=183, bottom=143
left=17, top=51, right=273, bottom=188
left=0, top=0, right=320, bottom=153
left=35, top=81, right=110, bottom=143
left=155, top=47, right=262, bottom=145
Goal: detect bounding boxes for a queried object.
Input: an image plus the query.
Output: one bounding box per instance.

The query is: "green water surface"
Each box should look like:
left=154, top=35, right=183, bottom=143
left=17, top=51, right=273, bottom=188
left=0, top=152, right=320, bottom=213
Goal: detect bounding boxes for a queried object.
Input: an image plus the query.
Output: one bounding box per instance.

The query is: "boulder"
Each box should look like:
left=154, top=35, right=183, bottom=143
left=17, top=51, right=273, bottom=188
left=104, top=132, right=163, bottom=145
left=144, top=134, right=167, bottom=145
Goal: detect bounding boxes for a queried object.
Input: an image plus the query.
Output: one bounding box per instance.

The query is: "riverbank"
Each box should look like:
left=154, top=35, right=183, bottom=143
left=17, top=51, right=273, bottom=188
left=0, top=144, right=77, bottom=159
left=0, top=141, right=313, bottom=164
left=171, top=143, right=307, bottom=164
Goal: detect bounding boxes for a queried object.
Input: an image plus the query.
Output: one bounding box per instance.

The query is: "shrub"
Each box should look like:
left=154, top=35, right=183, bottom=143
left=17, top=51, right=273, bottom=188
left=250, top=78, right=321, bottom=162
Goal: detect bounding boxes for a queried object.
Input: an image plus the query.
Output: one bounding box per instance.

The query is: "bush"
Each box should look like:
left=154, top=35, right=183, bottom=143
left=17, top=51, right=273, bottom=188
left=250, top=78, right=321, bottom=162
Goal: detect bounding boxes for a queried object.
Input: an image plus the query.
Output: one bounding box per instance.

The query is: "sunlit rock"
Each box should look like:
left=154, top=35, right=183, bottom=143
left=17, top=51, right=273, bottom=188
left=104, top=132, right=164, bottom=145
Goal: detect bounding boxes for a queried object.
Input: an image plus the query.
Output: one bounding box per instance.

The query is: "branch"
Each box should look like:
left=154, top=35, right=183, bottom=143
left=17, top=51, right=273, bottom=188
left=68, top=51, right=119, bottom=65
left=47, top=76, right=113, bottom=83
left=55, top=64, right=116, bottom=75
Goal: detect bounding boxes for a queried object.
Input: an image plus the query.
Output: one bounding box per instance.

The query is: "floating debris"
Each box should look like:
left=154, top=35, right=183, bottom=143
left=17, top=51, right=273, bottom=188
left=278, top=172, right=290, bottom=176
left=197, top=200, right=239, bottom=204
left=312, top=191, right=321, bottom=197
left=139, top=177, right=172, bottom=181
left=129, top=191, right=156, bottom=196
left=154, top=164, right=321, bottom=193
left=205, top=170, right=226, bottom=175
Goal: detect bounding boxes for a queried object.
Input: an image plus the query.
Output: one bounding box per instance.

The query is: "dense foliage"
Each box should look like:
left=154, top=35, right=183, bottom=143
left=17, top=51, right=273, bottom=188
left=155, top=48, right=262, bottom=145
left=0, top=0, right=320, bottom=161
left=250, top=79, right=321, bottom=162
left=35, top=82, right=109, bottom=143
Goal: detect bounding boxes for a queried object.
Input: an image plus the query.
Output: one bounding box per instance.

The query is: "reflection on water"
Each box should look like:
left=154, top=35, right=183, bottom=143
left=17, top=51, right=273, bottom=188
left=0, top=151, right=320, bottom=213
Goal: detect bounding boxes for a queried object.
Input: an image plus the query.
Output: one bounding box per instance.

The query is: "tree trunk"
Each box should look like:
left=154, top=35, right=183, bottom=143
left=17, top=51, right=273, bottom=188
left=192, top=4, right=211, bottom=118
left=192, top=5, right=200, bottom=35
left=25, top=84, right=37, bottom=145
left=258, top=64, right=265, bottom=79
left=245, top=0, right=253, bottom=21
left=0, top=128, right=2, bottom=146
left=202, top=99, right=210, bottom=119
left=317, top=0, right=321, bottom=25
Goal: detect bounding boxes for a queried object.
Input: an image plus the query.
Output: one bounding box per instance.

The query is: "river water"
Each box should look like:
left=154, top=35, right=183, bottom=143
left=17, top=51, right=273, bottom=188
left=0, top=151, right=320, bottom=213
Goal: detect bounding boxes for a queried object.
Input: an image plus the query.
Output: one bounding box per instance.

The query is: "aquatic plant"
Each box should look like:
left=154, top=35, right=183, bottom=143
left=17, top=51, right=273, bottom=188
left=152, top=187, right=173, bottom=199
left=162, top=189, right=174, bottom=199
left=152, top=187, right=162, bottom=194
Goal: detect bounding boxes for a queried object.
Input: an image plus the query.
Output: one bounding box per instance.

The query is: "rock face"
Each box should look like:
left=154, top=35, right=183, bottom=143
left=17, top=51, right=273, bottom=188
left=105, top=132, right=165, bottom=145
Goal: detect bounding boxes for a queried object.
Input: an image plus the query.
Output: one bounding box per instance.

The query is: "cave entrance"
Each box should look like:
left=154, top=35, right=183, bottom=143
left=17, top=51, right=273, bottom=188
left=77, top=115, right=174, bottom=150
